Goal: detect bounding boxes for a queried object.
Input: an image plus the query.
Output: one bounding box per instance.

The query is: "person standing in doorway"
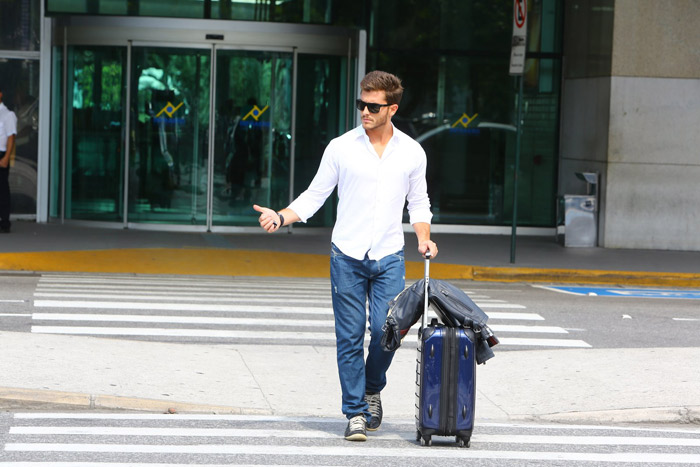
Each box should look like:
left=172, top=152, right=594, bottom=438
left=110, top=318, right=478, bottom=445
left=253, top=71, right=438, bottom=441
left=0, top=85, right=17, bottom=234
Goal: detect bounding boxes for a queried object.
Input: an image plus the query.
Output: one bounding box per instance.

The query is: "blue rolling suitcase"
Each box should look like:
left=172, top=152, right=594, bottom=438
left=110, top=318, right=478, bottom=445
left=415, top=255, right=476, bottom=448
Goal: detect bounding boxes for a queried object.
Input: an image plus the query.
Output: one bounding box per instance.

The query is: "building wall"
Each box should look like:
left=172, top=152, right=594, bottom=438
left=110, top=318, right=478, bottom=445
left=605, top=0, right=700, bottom=250
left=559, top=0, right=614, bottom=243
left=560, top=0, right=700, bottom=251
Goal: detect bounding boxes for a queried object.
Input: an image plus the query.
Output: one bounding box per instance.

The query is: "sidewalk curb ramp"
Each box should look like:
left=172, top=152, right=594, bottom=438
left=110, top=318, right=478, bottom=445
left=532, top=406, right=700, bottom=425
left=0, top=387, right=269, bottom=415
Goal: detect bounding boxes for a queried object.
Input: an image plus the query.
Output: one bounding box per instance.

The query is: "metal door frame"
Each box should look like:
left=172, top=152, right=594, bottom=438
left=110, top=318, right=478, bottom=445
left=52, top=16, right=363, bottom=232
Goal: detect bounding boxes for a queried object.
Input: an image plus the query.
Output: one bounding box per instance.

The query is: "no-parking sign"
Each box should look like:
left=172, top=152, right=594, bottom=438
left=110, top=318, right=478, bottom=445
left=509, top=0, right=527, bottom=75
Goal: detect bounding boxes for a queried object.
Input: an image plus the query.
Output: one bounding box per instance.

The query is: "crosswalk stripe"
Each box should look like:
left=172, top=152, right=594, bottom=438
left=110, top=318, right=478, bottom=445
left=0, top=464, right=302, bottom=467
left=31, top=313, right=334, bottom=327
left=31, top=313, right=559, bottom=333
left=12, top=413, right=349, bottom=421
left=486, top=312, right=544, bottom=320
left=8, top=427, right=700, bottom=447
left=34, top=291, right=513, bottom=310
left=497, top=337, right=592, bottom=348
left=35, top=285, right=331, bottom=295
left=488, top=324, right=568, bottom=334
left=33, top=292, right=332, bottom=305
left=38, top=276, right=329, bottom=286
left=33, top=301, right=333, bottom=314
left=31, top=313, right=567, bottom=334
left=36, top=284, right=330, bottom=293
left=30, top=326, right=338, bottom=340
left=30, top=325, right=582, bottom=346
left=11, top=414, right=700, bottom=435
left=5, top=443, right=700, bottom=463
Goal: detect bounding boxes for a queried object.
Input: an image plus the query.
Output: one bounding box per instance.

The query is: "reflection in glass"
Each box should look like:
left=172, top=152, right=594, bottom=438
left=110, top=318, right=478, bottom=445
left=293, top=54, right=346, bottom=227
left=129, top=47, right=210, bottom=225
left=46, top=0, right=363, bottom=25
left=64, top=47, right=126, bottom=220
left=0, top=0, right=40, bottom=51
left=212, top=50, right=292, bottom=226
left=372, top=51, right=560, bottom=227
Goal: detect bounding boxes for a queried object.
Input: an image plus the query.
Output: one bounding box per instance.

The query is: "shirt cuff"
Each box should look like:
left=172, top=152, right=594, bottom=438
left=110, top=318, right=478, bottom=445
left=287, top=199, right=311, bottom=223
left=409, top=209, right=433, bottom=225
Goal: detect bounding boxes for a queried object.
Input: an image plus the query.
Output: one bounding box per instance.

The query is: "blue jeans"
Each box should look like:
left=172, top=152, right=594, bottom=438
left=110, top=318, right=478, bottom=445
left=330, top=243, right=406, bottom=420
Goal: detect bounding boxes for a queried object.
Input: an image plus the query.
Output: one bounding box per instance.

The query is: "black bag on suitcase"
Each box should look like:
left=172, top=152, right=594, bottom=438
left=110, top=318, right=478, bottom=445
left=415, top=254, right=476, bottom=448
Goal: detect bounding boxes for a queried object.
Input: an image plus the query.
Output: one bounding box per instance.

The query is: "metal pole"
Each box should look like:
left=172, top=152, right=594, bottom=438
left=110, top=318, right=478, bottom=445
left=288, top=47, right=298, bottom=233
left=60, top=28, right=68, bottom=224
left=123, top=41, right=132, bottom=227
left=510, top=75, right=523, bottom=264
left=206, top=44, right=217, bottom=231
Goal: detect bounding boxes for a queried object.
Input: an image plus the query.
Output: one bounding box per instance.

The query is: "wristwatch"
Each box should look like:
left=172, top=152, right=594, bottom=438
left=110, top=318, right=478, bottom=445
left=277, top=212, right=285, bottom=228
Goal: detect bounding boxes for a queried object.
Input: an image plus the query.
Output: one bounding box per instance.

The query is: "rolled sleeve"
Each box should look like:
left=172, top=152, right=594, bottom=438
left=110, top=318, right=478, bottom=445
left=409, top=207, right=433, bottom=225
left=406, top=148, right=432, bottom=225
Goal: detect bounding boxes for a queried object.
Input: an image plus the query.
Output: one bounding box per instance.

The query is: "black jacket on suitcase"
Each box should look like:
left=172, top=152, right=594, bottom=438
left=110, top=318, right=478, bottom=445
left=381, top=278, right=497, bottom=364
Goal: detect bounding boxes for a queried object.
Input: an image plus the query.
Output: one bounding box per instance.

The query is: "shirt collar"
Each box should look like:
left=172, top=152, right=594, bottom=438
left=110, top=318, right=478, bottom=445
left=355, top=122, right=402, bottom=143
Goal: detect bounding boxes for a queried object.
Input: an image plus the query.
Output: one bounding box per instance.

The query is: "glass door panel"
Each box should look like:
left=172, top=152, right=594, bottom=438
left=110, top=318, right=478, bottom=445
left=293, top=54, right=347, bottom=227
left=128, top=46, right=210, bottom=225
left=65, top=46, right=126, bottom=221
left=212, top=50, right=292, bottom=226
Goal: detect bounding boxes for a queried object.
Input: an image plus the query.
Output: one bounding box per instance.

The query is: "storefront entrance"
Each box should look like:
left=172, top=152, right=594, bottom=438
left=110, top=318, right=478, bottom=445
left=53, top=17, right=357, bottom=230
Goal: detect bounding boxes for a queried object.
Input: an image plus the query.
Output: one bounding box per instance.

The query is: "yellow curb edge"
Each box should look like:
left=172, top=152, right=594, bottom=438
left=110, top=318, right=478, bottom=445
left=1, top=248, right=698, bottom=287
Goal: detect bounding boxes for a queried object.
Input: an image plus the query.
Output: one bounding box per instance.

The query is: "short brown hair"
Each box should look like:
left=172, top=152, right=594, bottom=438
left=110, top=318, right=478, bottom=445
left=360, top=71, right=404, bottom=106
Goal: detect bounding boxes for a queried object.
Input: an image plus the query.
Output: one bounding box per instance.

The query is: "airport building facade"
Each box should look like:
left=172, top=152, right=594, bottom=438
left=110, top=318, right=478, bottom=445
left=2, top=0, right=698, bottom=250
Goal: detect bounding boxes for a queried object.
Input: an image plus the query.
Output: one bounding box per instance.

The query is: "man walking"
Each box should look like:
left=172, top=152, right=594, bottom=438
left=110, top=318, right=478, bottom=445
left=253, top=70, right=437, bottom=441
left=0, top=85, right=17, bottom=233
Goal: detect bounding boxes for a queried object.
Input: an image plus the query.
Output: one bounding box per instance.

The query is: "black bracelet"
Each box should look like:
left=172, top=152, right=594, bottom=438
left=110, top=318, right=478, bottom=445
left=277, top=212, right=285, bottom=228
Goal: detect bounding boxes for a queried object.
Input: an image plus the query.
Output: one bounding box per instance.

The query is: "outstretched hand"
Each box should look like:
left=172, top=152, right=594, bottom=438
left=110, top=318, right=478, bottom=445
left=253, top=204, right=281, bottom=233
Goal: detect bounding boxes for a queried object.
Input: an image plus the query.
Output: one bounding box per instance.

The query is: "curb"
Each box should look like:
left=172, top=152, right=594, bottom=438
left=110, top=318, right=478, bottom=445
left=0, top=387, right=271, bottom=415
left=471, top=266, right=700, bottom=287
left=1, top=248, right=699, bottom=287
left=3, top=387, right=698, bottom=426
left=528, top=406, right=700, bottom=425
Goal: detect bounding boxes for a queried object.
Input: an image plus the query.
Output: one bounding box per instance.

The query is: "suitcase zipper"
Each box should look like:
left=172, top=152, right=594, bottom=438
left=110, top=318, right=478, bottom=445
left=439, top=327, right=458, bottom=434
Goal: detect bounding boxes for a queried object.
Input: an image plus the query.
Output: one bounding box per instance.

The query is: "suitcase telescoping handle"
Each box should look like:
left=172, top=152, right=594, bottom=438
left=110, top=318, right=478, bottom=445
left=421, top=250, right=431, bottom=329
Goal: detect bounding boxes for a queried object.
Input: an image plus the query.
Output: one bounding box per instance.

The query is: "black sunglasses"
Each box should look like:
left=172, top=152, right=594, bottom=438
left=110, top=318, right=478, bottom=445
left=356, top=99, right=392, bottom=114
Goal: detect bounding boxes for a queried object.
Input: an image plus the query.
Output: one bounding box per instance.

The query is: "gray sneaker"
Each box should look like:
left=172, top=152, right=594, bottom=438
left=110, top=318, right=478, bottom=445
left=344, top=414, right=367, bottom=441
left=365, top=392, right=383, bottom=431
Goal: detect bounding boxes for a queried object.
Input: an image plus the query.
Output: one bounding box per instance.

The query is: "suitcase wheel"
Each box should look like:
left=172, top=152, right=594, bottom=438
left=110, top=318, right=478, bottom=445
left=457, top=436, right=471, bottom=448
left=419, top=435, right=432, bottom=447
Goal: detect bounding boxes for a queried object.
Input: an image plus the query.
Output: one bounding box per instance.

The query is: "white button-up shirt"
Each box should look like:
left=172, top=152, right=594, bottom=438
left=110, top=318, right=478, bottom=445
left=288, top=124, right=433, bottom=261
left=0, top=103, right=17, bottom=151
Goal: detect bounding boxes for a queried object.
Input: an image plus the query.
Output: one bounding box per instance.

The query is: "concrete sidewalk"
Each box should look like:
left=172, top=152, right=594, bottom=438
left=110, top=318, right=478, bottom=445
left=1, top=331, right=698, bottom=425
left=1, top=221, right=699, bottom=426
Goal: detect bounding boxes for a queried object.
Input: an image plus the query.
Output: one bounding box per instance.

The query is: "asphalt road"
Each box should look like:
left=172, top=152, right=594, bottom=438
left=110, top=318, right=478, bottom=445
left=1, top=273, right=699, bottom=350
left=1, top=412, right=700, bottom=465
